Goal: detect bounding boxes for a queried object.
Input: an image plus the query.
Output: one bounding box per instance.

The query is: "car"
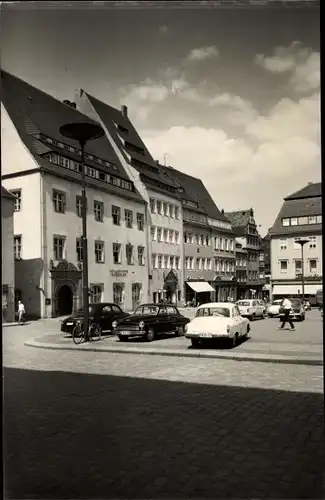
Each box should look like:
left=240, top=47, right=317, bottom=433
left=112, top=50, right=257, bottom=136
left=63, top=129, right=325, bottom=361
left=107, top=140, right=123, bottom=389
left=236, top=299, right=265, bottom=320
left=184, top=302, right=250, bottom=349
left=60, top=302, right=129, bottom=335
left=267, top=299, right=283, bottom=318
left=112, top=303, right=190, bottom=342
left=279, top=298, right=305, bottom=322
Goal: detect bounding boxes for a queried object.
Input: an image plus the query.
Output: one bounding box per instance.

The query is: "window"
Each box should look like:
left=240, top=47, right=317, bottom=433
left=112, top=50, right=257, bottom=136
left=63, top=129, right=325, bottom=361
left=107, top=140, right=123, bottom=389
left=280, top=237, right=287, bottom=250
left=150, top=226, right=156, bottom=241
left=220, top=238, right=224, bottom=250
left=170, top=256, right=174, bottom=269
left=282, top=218, right=290, bottom=227
left=197, top=258, right=201, bottom=270
left=95, top=241, right=105, bottom=263
left=295, top=260, right=302, bottom=275
left=150, top=198, right=156, bottom=213
left=163, top=202, right=168, bottom=216
left=169, top=204, right=175, bottom=218
left=308, top=216, right=316, bottom=224
left=136, top=213, right=144, bottom=230
left=53, top=236, right=66, bottom=260
left=157, top=228, right=162, bottom=242
left=112, top=206, right=121, bottom=225
left=125, top=209, right=133, bottom=228
left=164, top=255, right=169, bottom=269
left=53, top=189, right=66, bottom=213
left=163, top=228, right=168, bottom=243
left=14, top=235, right=22, bottom=259
left=152, top=254, right=157, bottom=269
left=309, top=259, right=317, bottom=273
left=76, top=196, right=83, bottom=217
left=309, top=236, right=316, bottom=249
left=229, top=240, right=234, bottom=251
left=175, top=231, right=180, bottom=245
left=169, top=230, right=174, bottom=244
left=280, top=260, right=288, bottom=273
left=225, top=239, right=228, bottom=251
left=205, top=236, right=210, bottom=246
left=175, top=206, right=180, bottom=219
left=157, top=255, right=163, bottom=268
left=316, top=215, right=322, bottom=224
left=94, top=200, right=104, bottom=222
left=113, top=283, right=124, bottom=304
left=90, top=284, right=103, bottom=304
left=138, top=246, right=145, bottom=266
left=207, top=258, right=212, bottom=271
left=298, top=216, right=308, bottom=225
left=10, top=190, right=21, bottom=211
left=156, top=200, right=162, bottom=214
left=76, top=238, right=83, bottom=261
left=113, top=243, right=121, bottom=264
left=175, top=256, right=180, bottom=270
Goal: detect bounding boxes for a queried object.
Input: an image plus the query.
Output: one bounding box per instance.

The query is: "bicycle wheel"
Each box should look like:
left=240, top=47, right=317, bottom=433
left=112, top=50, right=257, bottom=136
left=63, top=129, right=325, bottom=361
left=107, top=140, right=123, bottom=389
left=72, top=323, right=85, bottom=345
left=90, top=323, right=102, bottom=341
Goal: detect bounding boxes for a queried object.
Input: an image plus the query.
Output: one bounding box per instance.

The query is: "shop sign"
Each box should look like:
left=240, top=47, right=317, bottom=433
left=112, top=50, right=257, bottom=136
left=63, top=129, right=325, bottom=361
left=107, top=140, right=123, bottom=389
left=110, top=270, right=128, bottom=278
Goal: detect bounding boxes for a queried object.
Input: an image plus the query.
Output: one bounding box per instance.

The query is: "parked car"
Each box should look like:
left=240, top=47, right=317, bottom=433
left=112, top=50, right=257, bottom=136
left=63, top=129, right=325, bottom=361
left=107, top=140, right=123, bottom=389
left=112, top=303, right=190, bottom=342
left=236, top=299, right=266, bottom=320
left=185, top=302, right=250, bottom=348
left=279, top=298, right=305, bottom=322
left=267, top=299, right=283, bottom=318
left=61, top=302, right=129, bottom=334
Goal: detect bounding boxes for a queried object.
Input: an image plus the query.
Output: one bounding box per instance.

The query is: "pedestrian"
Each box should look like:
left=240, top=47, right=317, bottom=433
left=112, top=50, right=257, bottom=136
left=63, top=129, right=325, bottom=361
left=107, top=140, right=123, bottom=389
left=18, top=300, right=25, bottom=324
left=279, top=297, right=295, bottom=331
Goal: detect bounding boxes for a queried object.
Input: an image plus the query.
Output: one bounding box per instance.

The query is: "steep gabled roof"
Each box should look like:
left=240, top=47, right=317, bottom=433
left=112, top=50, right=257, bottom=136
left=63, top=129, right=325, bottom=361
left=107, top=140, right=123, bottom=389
left=225, top=209, right=253, bottom=228
left=270, top=195, right=322, bottom=235
left=284, top=182, right=321, bottom=201
left=1, top=71, right=143, bottom=201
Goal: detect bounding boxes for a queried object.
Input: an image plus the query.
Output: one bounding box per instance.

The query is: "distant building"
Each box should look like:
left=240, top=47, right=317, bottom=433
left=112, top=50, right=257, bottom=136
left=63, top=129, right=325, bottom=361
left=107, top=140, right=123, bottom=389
left=225, top=208, right=263, bottom=299
left=260, top=233, right=271, bottom=300
left=1, top=70, right=149, bottom=317
left=2, top=186, right=15, bottom=322
left=269, top=182, right=322, bottom=302
left=235, top=241, right=247, bottom=300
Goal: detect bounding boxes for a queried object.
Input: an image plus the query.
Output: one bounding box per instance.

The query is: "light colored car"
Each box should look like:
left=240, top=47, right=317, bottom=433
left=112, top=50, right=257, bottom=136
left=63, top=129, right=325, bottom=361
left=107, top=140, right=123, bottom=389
left=236, top=299, right=266, bottom=320
left=267, top=299, right=283, bottom=318
left=184, top=302, right=250, bottom=349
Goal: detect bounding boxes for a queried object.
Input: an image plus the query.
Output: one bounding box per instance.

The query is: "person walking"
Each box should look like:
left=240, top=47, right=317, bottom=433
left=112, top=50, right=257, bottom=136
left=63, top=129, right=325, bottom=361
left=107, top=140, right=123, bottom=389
left=18, top=300, right=25, bottom=324
left=279, top=297, right=295, bottom=331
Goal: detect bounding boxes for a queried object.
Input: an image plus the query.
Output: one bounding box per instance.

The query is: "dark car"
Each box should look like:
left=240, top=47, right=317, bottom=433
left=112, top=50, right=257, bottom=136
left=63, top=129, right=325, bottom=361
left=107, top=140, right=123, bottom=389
left=61, top=302, right=129, bottom=335
left=279, top=298, right=305, bottom=322
left=112, top=303, right=190, bottom=342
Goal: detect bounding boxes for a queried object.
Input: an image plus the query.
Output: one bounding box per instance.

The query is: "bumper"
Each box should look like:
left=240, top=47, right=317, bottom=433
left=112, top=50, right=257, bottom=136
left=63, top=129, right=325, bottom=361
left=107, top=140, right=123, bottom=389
left=185, top=332, right=231, bottom=340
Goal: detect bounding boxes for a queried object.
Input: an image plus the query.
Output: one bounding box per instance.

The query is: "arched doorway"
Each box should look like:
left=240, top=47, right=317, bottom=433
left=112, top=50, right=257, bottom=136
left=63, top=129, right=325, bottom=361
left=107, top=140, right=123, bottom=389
left=57, top=285, right=73, bottom=316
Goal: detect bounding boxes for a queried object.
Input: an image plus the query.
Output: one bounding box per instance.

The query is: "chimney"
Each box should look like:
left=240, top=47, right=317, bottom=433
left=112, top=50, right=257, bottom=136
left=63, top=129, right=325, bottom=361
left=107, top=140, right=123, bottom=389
left=121, top=104, right=128, bottom=118
left=63, top=99, right=70, bottom=105
left=221, top=209, right=224, bottom=214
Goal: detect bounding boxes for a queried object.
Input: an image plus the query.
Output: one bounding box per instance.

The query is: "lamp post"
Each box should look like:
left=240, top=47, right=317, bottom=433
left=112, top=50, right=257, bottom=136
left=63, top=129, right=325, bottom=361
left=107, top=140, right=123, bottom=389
left=296, top=239, right=309, bottom=302
left=59, top=122, right=104, bottom=340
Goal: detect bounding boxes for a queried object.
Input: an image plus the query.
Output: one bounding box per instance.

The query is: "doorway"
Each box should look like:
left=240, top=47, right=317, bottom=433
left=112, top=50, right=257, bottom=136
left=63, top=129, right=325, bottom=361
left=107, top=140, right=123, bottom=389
left=57, top=285, right=73, bottom=316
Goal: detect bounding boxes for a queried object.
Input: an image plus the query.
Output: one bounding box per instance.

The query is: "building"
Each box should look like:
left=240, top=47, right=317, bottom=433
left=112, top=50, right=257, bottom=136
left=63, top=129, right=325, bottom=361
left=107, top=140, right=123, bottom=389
left=1, top=70, right=149, bottom=318
left=260, top=233, right=271, bottom=300
left=75, top=90, right=237, bottom=305
left=269, top=182, right=322, bottom=302
left=163, top=168, right=236, bottom=305
left=225, top=208, right=263, bottom=299
left=2, top=186, right=15, bottom=322
left=74, top=91, right=184, bottom=304
left=235, top=241, right=248, bottom=300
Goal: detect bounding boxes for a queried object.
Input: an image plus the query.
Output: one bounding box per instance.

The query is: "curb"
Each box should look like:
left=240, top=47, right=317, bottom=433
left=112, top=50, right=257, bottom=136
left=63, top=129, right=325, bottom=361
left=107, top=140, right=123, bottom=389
left=24, top=338, right=323, bottom=367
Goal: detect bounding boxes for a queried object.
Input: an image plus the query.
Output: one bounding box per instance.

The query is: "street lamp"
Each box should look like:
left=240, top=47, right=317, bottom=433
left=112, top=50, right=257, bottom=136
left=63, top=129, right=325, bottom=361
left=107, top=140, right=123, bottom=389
left=60, top=122, right=104, bottom=340
left=296, top=238, right=309, bottom=302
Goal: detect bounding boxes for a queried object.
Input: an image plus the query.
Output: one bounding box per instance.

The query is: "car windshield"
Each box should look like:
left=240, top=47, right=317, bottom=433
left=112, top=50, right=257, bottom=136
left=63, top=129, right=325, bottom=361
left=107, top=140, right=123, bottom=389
left=237, top=301, right=250, bottom=307
left=134, top=305, right=159, bottom=315
left=196, top=307, right=230, bottom=318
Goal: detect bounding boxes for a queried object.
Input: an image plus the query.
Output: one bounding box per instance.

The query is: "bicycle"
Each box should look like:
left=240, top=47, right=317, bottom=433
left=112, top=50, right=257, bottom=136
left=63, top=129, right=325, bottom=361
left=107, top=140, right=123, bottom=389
left=72, top=319, right=102, bottom=345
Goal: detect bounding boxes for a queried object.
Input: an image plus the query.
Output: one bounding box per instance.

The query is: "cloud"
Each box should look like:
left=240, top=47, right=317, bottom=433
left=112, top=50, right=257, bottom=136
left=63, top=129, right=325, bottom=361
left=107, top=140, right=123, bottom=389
left=184, top=46, right=219, bottom=63
left=140, top=91, right=320, bottom=233
left=255, top=41, right=320, bottom=93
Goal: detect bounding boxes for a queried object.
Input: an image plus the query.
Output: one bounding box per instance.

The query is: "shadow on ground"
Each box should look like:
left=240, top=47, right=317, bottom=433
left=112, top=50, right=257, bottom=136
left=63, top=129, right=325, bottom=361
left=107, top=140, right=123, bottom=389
left=4, top=367, right=324, bottom=499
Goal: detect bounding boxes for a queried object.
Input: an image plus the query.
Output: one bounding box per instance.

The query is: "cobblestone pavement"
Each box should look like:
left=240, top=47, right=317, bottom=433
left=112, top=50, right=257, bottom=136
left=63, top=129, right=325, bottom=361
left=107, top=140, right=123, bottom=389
left=3, top=315, right=324, bottom=499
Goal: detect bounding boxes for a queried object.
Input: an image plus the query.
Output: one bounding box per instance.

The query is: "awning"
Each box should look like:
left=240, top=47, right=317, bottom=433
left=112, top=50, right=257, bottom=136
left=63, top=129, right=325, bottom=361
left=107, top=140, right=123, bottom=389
left=186, top=281, right=215, bottom=293
left=273, top=284, right=321, bottom=295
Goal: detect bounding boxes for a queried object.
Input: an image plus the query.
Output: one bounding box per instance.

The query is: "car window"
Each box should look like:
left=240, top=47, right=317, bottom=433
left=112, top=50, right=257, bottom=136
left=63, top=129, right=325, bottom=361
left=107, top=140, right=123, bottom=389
left=112, top=305, right=122, bottom=314
left=237, top=301, right=250, bottom=307
left=101, top=305, right=112, bottom=314
left=196, top=307, right=230, bottom=318
left=159, top=307, right=167, bottom=315
left=233, top=306, right=240, bottom=317
left=134, top=305, right=159, bottom=315
left=166, top=306, right=175, bottom=315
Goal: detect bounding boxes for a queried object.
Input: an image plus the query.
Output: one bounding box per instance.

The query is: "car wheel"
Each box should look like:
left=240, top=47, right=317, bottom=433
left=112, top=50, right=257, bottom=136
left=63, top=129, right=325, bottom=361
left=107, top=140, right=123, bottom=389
left=301, top=314, right=305, bottom=321
left=118, top=335, right=128, bottom=341
left=250, top=314, right=255, bottom=321
left=191, top=338, right=201, bottom=349
left=146, top=328, right=155, bottom=342
left=262, top=311, right=266, bottom=319
left=231, top=333, right=239, bottom=348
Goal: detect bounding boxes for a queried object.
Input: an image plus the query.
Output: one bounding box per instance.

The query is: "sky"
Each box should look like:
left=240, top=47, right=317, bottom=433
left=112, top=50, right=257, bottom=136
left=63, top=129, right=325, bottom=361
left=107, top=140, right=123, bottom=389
left=1, top=2, right=320, bottom=235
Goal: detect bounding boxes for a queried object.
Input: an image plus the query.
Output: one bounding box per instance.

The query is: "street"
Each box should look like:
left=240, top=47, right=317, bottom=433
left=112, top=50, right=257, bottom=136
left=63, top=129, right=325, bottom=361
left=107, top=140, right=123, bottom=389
left=3, top=312, right=324, bottom=499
